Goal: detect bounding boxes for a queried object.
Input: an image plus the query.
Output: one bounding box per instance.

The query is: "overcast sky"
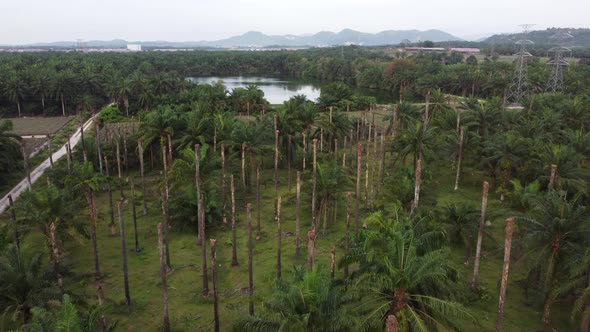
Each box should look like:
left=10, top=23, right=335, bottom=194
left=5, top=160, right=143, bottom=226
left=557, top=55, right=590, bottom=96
left=1, top=0, right=588, bottom=44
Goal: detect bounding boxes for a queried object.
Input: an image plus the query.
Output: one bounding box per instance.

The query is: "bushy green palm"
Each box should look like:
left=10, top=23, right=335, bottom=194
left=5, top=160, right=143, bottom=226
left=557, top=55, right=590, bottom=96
left=438, top=203, right=481, bottom=264
left=0, top=120, right=22, bottom=185
left=345, top=211, right=470, bottom=331
left=234, top=266, right=363, bottom=332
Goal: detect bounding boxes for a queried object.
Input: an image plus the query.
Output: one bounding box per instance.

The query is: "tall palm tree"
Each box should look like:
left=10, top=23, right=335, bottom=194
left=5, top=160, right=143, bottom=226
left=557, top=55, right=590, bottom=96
left=4, top=73, right=27, bottom=117
left=0, top=120, right=22, bottom=185
left=522, top=192, right=590, bottom=326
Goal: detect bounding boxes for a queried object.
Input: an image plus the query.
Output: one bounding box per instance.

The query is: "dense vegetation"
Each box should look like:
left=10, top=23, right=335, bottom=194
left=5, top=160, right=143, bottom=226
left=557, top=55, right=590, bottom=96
left=0, top=48, right=590, bottom=331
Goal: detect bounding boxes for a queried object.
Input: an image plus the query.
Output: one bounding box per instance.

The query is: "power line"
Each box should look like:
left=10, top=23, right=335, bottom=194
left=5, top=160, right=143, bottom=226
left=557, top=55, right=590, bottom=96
left=507, top=24, right=534, bottom=105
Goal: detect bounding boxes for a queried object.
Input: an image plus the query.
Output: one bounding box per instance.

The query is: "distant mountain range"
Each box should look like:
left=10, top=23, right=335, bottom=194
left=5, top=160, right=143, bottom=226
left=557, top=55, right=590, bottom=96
left=484, top=28, right=590, bottom=46
left=11, top=29, right=463, bottom=48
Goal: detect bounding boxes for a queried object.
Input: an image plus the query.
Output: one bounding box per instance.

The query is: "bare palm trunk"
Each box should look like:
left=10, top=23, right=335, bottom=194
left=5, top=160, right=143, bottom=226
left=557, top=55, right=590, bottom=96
left=276, top=196, right=282, bottom=279
left=80, top=118, right=87, bottom=162
left=116, top=140, right=123, bottom=197
left=87, top=190, right=101, bottom=278
left=157, top=223, right=171, bottom=332
left=65, top=140, right=72, bottom=175
left=246, top=204, right=254, bottom=316
left=379, top=129, right=386, bottom=192
left=371, top=127, right=377, bottom=209
left=8, top=195, right=20, bottom=251
left=320, top=128, right=324, bottom=153
left=231, top=175, right=239, bottom=266
left=312, top=139, right=318, bottom=230
left=548, top=164, right=557, bottom=191
left=496, top=217, right=515, bottom=332
left=20, top=142, right=31, bottom=190
left=138, top=140, right=148, bottom=215
left=456, top=108, right=461, bottom=134
left=344, top=192, right=352, bottom=278
left=410, top=158, right=422, bottom=217
left=95, top=121, right=103, bottom=174
left=364, top=126, right=371, bottom=209
left=391, top=104, right=398, bottom=138
left=454, top=126, right=465, bottom=191
left=306, top=228, right=316, bottom=271
left=295, top=171, right=301, bottom=258
left=302, top=132, right=306, bottom=171
left=123, top=133, right=129, bottom=177
left=161, top=146, right=171, bottom=269
left=221, top=144, right=227, bottom=224
left=330, top=246, right=336, bottom=280
left=355, top=143, right=362, bottom=246
left=195, top=144, right=203, bottom=246
left=288, top=135, right=292, bottom=192
left=256, top=166, right=261, bottom=240
left=96, top=282, right=107, bottom=330
left=211, top=239, right=220, bottom=332
left=241, top=143, right=246, bottom=190
left=130, top=178, right=139, bottom=252
left=274, top=130, right=279, bottom=195
left=334, top=139, right=338, bottom=161
left=166, top=134, right=173, bottom=168
left=47, top=135, right=54, bottom=167
left=61, top=93, right=66, bottom=116
left=104, top=156, right=116, bottom=236
left=49, top=222, right=64, bottom=292
left=471, top=181, right=489, bottom=291
left=117, top=201, right=131, bottom=305
left=386, top=315, right=399, bottom=332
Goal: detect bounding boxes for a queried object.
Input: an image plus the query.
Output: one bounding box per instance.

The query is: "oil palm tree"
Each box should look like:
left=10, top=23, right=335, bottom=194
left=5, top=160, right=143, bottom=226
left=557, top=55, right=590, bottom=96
left=0, top=120, right=22, bottom=185
left=344, top=211, right=471, bottom=331
left=234, top=266, right=364, bottom=331
left=438, top=203, right=481, bottom=265
left=522, top=192, right=590, bottom=326
left=4, top=73, right=27, bottom=117
left=230, top=118, right=272, bottom=189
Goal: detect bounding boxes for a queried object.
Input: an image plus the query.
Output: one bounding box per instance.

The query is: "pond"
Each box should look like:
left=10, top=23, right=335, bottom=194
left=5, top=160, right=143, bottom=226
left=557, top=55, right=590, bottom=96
left=187, top=76, right=392, bottom=105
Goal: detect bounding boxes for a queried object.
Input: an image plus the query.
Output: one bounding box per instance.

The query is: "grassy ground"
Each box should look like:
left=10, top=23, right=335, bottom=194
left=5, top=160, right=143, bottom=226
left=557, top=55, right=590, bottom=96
left=5, top=116, right=75, bottom=136
left=10, top=149, right=574, bottom=331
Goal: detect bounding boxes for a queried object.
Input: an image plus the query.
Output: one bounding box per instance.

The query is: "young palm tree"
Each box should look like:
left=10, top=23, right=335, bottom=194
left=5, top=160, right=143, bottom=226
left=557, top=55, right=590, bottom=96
left=234, top=266, right=363, bottom=331
left=439, top=203, right=480, bottom=265
left=345, top=211, right=471, bottom=331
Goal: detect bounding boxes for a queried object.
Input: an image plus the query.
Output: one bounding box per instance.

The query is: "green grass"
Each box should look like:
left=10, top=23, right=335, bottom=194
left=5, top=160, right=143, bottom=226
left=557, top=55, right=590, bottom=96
left=12, top=153, right=575, bottom=331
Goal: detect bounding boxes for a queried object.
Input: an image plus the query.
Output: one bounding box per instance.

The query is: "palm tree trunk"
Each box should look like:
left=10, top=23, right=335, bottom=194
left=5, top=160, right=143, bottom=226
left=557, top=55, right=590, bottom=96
left=123, top=133, right=129, bottom=177
left=543, top=295, right=554, bottom=326
left=302, top=132, right=307, bottom=171
left=391, top=104, right=398, bottom=138
left=246, top=203, right=254, bottom=316
left=8, top=195, right=20, bottom=251
left=96, top=282, right=107, bottom=330
left=355, top=143, right=362, bottom=246
left=410, top=158, right=422, bottom=217
left=49, top=222, right=64, bottom=292
left=231, top=175, right=239, bottom=266
left=330, top=246, right=336, bottom=280
left=471, top=182, right=489, bottom=291
left=213, top=127, right=217, bottom=153
left=47, top=135, right=54, bottom=167
left=288, top=135, right=292, bottom=192
left=20, top=142, right=31, bottom=190
left=454, top=126, right=465, bottom=191
left=241, top=143, right=246, bottom=190
left=130, top=178, right=140, bottom=252
left=117, top=201, right=131, bottom=305
left=65, top=141, right=72, bottom=175
left=138, top=140, right=147, bottom=215
left=320, top=128, right=324, bottom=153
left=196, top=191, right=208, bottom=296
left=104, top=156, right=116, bottom=236
left=157, top=223, right=171, bottom=332
left=306, top=228, right=316, bottom=271
left=221, top=144, right=227, bottom=224
left=456, top=108, right=461, bottom=134
left=256, top=165, right=261, bottom=240
left=195, top=144, right=203, bottom=246
left=549, top=164, right=557, bottom=191
left=378, top=129, right=386, bottom=192
left=312, top=139, right=318, bottom=230
left=61, top=93, right=66, bottom=116
left=95, top=121, right=103, bottom=174
left=334, top=139, right=338, bottom=161
left=161, top=145, right=171, bottom=269
left=344, top=192, right=351, bottom=278
left=364, top=127, right=371, bottom=209
left=496, top=217, right=515, bottom=332
left=80, top=118, right=87, bottom=162
left=295, top=171, right=301, bottom=258
left=211, top=239, right=220, bottom=332
left=274, top=130, right=279, bottom=195
left=167, top=134, right=173, bottom=168
left=116, top=140, right=123, bottom=197
left=276, top=196, right=282, bottom=280
left=371, top=128, right=377, bottom=209
left=87, top=191, right=101, bottom=278
left=386, top=315, right=399, bottom=332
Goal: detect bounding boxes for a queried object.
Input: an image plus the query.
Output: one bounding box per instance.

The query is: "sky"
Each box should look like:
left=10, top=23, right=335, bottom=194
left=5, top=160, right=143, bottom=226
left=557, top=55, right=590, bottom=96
left=1, top=0, right=588, bottom=44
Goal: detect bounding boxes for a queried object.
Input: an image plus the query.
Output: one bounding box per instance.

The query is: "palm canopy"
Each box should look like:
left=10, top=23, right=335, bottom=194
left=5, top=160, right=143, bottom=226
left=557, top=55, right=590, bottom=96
left=138, top=107, right=180, bottom=148
left=234, top=266, right=364, bottom=332
left=344, top=211, right=471, bottom=331
left=0, top=120, right=22, bottom=184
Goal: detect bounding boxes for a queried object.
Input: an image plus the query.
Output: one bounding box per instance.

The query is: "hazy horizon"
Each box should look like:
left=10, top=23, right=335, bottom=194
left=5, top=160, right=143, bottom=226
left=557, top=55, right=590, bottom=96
left=1, top=0, right=588, bottom=44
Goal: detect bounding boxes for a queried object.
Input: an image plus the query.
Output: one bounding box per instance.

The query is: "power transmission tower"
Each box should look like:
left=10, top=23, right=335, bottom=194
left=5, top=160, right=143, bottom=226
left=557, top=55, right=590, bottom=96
left=507, top=24, right=535, bottom=105
left=546, top=31, right=573, bottom=92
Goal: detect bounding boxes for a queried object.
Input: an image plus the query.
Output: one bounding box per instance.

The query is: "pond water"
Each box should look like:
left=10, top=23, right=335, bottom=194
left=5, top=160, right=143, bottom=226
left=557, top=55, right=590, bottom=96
left=187, top=76, right=392, bottom=105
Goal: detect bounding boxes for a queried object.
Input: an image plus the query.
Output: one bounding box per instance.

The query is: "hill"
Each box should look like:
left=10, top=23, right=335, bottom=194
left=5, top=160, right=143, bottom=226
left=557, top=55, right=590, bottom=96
left=484, top=28, right=590, bottom=46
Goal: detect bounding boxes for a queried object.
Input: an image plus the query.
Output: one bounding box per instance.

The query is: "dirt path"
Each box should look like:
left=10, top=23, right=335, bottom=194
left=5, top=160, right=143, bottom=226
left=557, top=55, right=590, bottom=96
left=0, top=114, right=98, bottom=214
